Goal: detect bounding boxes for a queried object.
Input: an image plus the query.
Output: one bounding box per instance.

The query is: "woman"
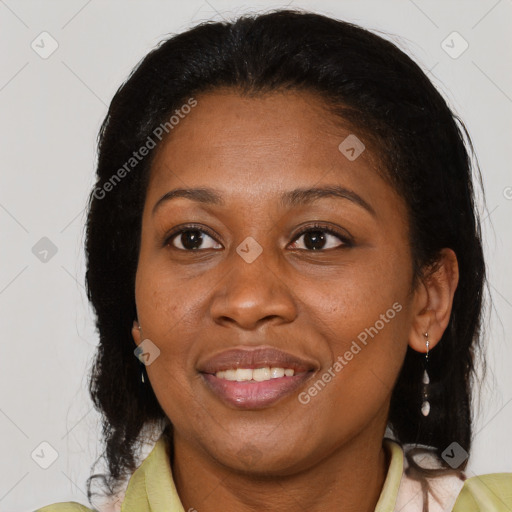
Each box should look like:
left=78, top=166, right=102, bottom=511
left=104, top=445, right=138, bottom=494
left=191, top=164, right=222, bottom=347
left=38, top=9, right=511, bottom=512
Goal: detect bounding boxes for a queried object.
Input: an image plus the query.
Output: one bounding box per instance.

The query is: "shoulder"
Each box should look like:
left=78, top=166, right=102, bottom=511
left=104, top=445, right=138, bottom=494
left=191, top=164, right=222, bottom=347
left=36, top=502, right=94, bottom=511
left=453, top=472, right=512, bottom=510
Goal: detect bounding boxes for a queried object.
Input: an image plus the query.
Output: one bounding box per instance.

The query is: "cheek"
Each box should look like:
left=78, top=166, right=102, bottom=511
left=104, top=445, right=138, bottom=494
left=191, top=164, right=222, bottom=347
left=301, top=246, right=411, bottom=347
left=135, top=265, right=195, bottom=393
left=135, top=260, right=197, bottom=336
left=299, top=307, right=409, bottom=444
left=296, top=252, right=411, bottom=415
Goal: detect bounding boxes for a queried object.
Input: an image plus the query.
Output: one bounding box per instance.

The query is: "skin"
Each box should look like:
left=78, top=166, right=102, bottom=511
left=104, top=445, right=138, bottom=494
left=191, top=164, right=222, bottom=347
left=131, top=89, right=459, bottom=512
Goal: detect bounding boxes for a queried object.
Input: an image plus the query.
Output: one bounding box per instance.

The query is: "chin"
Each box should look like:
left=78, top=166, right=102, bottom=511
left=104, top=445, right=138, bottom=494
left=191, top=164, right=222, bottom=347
left=205, top=437, right=313, bottom=477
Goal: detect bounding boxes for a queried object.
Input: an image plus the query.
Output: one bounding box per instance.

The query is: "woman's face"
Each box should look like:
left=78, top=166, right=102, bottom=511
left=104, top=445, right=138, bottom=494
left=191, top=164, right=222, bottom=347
left=133, top=89, right=419, bottom=474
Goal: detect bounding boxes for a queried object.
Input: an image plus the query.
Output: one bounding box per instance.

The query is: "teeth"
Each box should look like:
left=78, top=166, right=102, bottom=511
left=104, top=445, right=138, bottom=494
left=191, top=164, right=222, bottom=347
left=235, top=368, right=253, bottom=381
left=215, top=367, right=295, bottom=381
left=270, top=367, right=284, bottom=378
left=253, top=367, right=271, bottom=381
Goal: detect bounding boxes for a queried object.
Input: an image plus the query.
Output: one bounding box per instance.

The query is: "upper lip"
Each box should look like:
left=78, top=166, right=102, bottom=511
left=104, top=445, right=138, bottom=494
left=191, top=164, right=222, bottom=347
left=198, top=346, right=317, bottom=374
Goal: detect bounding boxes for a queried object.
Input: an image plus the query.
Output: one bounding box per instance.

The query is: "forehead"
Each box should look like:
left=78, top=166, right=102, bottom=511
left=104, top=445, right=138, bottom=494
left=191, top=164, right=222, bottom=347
left=145, top=89, right=402, bottom=218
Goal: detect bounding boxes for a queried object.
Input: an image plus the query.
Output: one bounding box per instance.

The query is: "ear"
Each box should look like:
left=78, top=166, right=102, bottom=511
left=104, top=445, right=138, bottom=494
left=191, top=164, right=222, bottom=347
left=132, top=319, right=142, bottom=346
left=408, top=248, right=459, bottom=353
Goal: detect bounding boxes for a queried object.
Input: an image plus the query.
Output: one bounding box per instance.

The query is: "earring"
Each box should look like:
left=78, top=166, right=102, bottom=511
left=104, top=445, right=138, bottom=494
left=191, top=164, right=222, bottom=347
left=136, top=322, right=146, bottom=385
left=421, top=332, right=430, bottom=417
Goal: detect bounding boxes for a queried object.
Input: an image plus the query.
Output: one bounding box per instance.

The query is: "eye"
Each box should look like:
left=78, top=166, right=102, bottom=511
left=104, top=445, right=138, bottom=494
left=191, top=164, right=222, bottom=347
left=165, top=225, right=222, bottom=251
left=164, top=222, right=352, bottom=252
left=288, top=223, right=352, bottom=251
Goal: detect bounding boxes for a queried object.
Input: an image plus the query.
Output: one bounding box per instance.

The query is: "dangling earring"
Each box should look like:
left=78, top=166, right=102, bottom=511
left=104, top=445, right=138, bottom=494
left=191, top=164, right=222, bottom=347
left=138, top=323, right=146, bottom=385
left=421, top=332, right=430, bottom=417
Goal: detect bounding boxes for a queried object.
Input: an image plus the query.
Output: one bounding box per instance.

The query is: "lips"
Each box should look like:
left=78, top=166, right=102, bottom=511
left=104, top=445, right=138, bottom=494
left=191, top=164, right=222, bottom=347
left=197, top=346, right=318, bottom=409
left=197, top=346, right=317, bottom=374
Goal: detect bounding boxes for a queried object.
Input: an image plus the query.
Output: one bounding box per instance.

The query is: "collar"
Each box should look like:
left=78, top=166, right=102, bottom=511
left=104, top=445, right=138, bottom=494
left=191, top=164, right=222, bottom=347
left=120, top=435, right=404, bottom=512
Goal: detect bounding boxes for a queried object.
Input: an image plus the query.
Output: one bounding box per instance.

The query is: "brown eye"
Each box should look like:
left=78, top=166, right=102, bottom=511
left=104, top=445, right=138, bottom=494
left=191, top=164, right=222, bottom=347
left=166, top=226, right=222, bottom=251
left=289, top=224, right=352, bottom=251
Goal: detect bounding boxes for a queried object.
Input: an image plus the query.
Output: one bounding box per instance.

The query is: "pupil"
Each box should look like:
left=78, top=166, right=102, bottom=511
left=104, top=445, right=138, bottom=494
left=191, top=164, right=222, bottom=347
left=182, top=230, right=202, bottom=250
left=305, top=230, right=325, bottom=250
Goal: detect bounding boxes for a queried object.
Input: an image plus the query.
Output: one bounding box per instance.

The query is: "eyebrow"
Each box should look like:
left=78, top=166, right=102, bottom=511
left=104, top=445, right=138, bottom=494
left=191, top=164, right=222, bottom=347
left=152, top=185, right=376, bottom=217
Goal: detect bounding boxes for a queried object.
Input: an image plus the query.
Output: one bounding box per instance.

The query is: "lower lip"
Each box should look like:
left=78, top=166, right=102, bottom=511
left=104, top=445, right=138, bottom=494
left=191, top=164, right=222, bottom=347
left=201, top=372, right=313, bottom=409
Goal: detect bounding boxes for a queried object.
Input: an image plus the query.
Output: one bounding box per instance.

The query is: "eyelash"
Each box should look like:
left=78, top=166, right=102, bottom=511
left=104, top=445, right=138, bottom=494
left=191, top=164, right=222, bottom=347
left=163, top=222, right=353, bottom=251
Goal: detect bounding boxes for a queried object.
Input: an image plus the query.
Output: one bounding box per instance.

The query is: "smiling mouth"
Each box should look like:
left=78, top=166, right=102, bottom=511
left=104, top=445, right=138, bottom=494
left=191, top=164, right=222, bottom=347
left=200, top=368, right=315, bottom=410
left=213, top=366, right=298, bottom=381
left=197, top=346, right=317, bottom=409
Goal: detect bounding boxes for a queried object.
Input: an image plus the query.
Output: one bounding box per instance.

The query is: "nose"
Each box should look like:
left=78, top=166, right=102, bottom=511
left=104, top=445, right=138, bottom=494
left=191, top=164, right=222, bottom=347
left=209, top=246, right=297, bottom=330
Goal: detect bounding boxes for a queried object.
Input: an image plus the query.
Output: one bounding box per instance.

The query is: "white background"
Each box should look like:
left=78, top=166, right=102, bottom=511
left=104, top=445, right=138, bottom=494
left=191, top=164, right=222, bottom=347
left=1, top=1, right=511, bottom=511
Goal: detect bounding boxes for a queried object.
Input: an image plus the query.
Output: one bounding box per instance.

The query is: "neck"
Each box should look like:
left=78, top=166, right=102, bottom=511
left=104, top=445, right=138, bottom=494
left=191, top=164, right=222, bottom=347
left=171, top=419, right=391, bottom=512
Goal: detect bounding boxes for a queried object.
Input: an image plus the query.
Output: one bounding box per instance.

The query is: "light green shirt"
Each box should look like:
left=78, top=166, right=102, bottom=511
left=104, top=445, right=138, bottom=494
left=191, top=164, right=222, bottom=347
left=37, top=436, right=512, bottom=511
